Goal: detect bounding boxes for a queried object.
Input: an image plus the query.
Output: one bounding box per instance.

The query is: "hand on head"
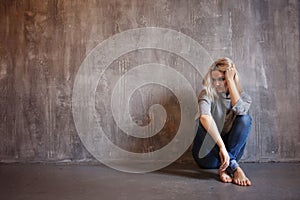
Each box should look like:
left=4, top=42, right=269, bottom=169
left=225, top=64, right=237, bottom=81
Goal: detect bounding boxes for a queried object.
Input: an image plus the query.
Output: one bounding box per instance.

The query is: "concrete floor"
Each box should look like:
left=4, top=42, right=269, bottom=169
left=0, top=162, right=299, bottom=200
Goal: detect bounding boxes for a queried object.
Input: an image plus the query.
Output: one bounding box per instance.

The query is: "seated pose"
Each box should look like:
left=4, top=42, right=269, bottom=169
left=192, top=57, right=252, bottom=186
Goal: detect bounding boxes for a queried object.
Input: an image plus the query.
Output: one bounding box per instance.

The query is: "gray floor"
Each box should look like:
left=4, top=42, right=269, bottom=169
left=0, top=162, right=299, bottom=200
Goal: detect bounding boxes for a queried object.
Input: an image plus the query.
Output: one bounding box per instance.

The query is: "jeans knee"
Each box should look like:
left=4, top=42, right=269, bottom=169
left=236, top=114, right=252, bottom=127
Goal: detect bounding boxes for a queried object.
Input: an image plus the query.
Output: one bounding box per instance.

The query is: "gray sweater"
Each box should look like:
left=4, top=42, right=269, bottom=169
left=197, top=89, right=252, bottom=134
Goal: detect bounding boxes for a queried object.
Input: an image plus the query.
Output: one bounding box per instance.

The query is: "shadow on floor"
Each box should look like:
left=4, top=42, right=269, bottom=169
left=156, top=162, right=219, bottom=181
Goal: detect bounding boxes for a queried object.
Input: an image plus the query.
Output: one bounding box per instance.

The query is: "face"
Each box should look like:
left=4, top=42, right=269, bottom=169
left=211, top=70, right=228, bottom=93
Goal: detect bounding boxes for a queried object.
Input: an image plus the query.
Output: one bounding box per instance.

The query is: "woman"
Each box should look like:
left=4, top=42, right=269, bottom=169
left=192, top=57, right=252, bottom=186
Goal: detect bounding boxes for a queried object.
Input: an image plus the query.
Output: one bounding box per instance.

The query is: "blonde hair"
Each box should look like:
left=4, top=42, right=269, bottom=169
left=201, top=57, right=243, bottom=101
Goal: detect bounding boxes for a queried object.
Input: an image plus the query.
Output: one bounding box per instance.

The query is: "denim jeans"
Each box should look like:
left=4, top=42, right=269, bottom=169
left=192, top=114, right=252, bottom=174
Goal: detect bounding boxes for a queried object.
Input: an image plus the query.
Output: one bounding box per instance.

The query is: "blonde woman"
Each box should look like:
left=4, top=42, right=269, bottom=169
left=192, top=57, right=252, bottom=186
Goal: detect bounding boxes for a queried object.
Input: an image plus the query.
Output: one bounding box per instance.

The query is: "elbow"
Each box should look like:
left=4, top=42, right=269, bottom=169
left=200, top=115, right=211, bottom=125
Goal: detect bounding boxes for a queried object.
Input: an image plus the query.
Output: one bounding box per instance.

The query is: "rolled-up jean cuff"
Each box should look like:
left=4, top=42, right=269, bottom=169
left=227, top=160, right=239, bottom=174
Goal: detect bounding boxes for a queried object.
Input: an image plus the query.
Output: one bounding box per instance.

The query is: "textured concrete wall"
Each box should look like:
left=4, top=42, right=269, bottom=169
left=0, top=0, right=299, bottom=164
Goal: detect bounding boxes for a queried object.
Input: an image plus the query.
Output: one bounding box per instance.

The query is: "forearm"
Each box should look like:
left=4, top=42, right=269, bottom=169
left=200, top=115, right=230, bottom=171
left=200, top=115, right=226, bottom=149
left=226, top=79, right=240, bottom=106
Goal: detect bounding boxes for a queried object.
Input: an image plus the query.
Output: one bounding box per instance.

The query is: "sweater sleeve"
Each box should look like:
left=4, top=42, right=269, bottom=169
left=231, top=92, right=252, bottom=115
left=198, top=90, right=212, bottom=116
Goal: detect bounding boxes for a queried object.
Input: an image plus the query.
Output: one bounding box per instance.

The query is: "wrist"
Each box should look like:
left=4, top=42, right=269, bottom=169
left=218, top=143, right=226, bottom=150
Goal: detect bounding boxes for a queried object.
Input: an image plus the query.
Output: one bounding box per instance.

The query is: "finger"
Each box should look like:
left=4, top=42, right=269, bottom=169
left=223, top=160, right=229, bottom=169
left=219, top=165, right=226, bottom=171
left=219, top=161, right=225, bottom=170
left=223, top=162, right=229, bottom=170
left=219, top=162, right=225, bottom=171
left=219, top=161, right=228, bottom=171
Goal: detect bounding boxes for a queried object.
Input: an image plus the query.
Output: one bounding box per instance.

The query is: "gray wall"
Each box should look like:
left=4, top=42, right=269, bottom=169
left=0, top=0, right=299, bottom=164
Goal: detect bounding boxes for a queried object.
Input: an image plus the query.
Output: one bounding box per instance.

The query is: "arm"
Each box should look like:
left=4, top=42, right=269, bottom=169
left=200, top=115, right=230, bottom=171
left=225, top=64, right=240, bottom=106
left=225, top=65, right=252, bottom=114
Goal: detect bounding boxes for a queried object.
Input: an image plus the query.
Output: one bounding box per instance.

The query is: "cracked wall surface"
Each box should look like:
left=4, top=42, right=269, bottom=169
left=0, top=0, right=299, bottom=163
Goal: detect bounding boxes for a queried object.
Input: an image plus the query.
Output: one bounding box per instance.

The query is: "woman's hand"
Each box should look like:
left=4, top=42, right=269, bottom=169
left=219, top=147, right=230, bottom=171
left=224, top=63, right=241, bottom=106
left=225, top=64, right=237, bottom=81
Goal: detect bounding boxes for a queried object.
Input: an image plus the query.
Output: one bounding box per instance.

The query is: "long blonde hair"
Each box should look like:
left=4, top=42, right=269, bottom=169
left=201, top=57, right=243, bottom=101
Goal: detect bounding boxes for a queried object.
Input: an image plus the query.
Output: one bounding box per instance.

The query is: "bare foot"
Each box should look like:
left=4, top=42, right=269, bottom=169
left=233, top=167, right=251, bottom=186
left=219, top=170, right=232, bottom=183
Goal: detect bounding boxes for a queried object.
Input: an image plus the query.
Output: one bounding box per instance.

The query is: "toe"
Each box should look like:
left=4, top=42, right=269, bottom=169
left=246, top=179, right=252, bottom=186
left=227, top=177, right=232, bottom=183
left=234, top=179, right=239, bottom=185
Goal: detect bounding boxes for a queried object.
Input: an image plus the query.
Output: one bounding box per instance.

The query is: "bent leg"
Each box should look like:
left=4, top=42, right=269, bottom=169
left=224, top=114, right=252, bottom=174
left=192, top=122, right=233, bottom=183
left=192, top=122, right=220, bottom=169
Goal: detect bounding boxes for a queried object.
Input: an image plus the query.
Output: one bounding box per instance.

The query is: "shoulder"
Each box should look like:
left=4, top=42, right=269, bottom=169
left=198, top=89, right=208, bottom=99
left=198, top=89, right=207, bottom=98
left=198, top=89, right=212, bottom=102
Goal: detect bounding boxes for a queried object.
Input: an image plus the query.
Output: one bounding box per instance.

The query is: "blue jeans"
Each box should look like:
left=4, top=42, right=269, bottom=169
left=192, top=115, right=252, bottom=174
